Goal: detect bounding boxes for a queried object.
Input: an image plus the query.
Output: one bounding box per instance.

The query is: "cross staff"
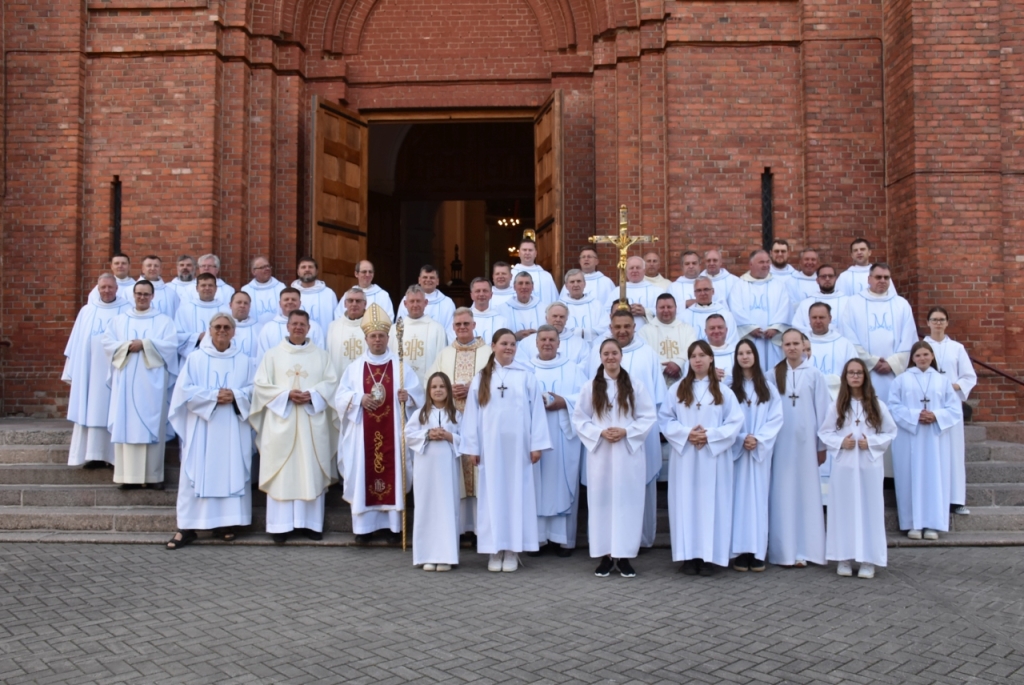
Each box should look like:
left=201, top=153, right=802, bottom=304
left=396, top=317, right=409, bottom=552
left=590, top=205, right=659, bottom=311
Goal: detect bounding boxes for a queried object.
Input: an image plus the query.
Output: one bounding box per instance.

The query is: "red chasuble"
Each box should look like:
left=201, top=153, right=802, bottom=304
left=362, top=360, right=397, bottom=506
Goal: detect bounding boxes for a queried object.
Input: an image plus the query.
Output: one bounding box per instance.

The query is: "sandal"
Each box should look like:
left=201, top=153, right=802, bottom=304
left=166, top=530, right=197, bottom=550
left=213, top=527, right=236, bottom=542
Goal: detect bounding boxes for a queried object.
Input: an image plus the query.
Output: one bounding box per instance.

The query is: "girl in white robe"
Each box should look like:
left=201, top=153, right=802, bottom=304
left=923, top=306, right=977, bottom=515
left=660, top=340, right=744, bottom=575
left=728, top=340, right=783, bottom=572
left=461, top=329, right=552, bottom=573
left=571, top=339, right=657, bottom=577
left=167, top=315, right=254, bottom=549
left=889, top=341, right=963, bottom=539
left=818, top=358, right=897, bottom=578
left=767, top=329, right=831, bottom=567
left=407, top=372, right=462, bottom=571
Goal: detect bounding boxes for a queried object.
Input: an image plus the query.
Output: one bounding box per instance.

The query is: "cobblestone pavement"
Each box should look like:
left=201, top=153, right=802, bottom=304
left=0, top=543, right=1022, bottom=684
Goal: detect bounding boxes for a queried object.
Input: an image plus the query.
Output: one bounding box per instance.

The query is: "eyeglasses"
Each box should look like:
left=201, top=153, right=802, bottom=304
left=928, top=318, right=948, bottom=323
left=253, top=265, right=271, bottom=271
left=846, top=371, right=865, bottom=377
left=211, top=325, right=233, bottom=331
left=453, top=322, right=473, bottom=327
left=134, top=292, right=154, bottom=298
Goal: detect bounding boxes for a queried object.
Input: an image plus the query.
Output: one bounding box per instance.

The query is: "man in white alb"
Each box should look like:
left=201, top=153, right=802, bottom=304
left=516, top=301, right=590, bottom=366
left=174, top=273, right=228, bottom=363
left=291, top=257, right=337, bottom=334
left=388, top=285, right=447, bottom=387
left=790, top=264, right=849, bottom=336
left=63, top=274, right=131, bottom=468
left=256, top=287, right=327, bottom=360
left=644, top=251, right=672, bottom=290
left=605, top=255, right=663, bottom=330
left=728, top=249, right=791, bottom=371
left=335, top=260, right=393, bottom=321
left=566, top=245, right=616, bottom=302
left=502, top=272, right=544, bottom=340
left=699, top=248, right=738, bottom=304
left=706, top=314, right=737, bottom=382
left=229, top=291, right=262, bottom=363
left=640, top=293, right=697, bottom=388
left=139, top=255, right=179, bottom=318
left=837, top=238, right=897, bottom=297
left=197, top=253, right=236, bottom=305
left=769, top=239, right=797, bottom=286
left=511, top=238, right=558, bottom=306
left=108, top=253, right=136, bottom=300
left=559, top=269, right=606, bottom=341
left=326, top=286, right=367, bottom=377
left=168, top=255, right=197, bottom=301
left=461, top=277, right=508, bottom=345
left=680, top=276, right=738, bottom=347
left=397, top=265, right=456, bottom=332
left=668, top=250, right=703, bottom=309
left=788, top=249, right=821, bottom=305
left=241, top=256, right=286, bottom=325
left=491, top=261, right=516, bottom=308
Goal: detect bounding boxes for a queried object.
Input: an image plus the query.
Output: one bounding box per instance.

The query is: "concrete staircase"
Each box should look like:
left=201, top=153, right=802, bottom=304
left=0, top=418, right=1021, bottom=546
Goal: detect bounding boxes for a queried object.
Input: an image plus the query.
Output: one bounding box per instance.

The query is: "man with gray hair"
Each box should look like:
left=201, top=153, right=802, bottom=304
left=326, top=286, right=368, bottom=376
left=388, top=284, right=447, bottom=386
left=558, top=268, right=605, bottom=341
left=515, top=301, right=589, bottom=366
left=197, top=253, right=236, bottom=305
left=501, top=271, right=544, bottom=340
left=699, top=248, right=739, bottom=304
left=63, top=274, right=132, bottom=469
left=727, top=249, right=791, bottom=371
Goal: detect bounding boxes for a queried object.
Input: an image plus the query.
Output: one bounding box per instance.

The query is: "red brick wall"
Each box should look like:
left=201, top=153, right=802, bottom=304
left=1, top=0, right=1021, bottom=419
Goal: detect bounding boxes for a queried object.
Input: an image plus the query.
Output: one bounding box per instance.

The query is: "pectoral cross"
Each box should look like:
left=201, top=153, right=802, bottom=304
left=921, top=396, right=930, bottom=408
left=497, top=382, right=508, bottom=398
left=589, top=205, right=658, bottom=311
left=788, top=391, right=799, bottom=407
left=287, top=364, right=308, bottom=389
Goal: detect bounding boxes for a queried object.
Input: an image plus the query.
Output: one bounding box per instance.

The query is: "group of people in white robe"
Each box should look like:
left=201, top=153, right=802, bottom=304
left=60, top=235, right=978, bottom=577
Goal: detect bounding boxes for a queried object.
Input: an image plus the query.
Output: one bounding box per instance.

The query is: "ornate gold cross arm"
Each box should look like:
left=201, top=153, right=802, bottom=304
left=589, top=205, right=659, bottom=309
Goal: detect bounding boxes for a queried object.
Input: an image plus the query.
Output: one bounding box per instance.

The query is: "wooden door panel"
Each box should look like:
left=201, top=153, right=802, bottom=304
left=311, top=96, right=368, bottom=297
left=534, top=90, right=563, bottom=288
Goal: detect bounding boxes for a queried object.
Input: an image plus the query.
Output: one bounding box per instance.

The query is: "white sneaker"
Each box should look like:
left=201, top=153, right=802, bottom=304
left=858, top=563, right=875, bottom=579
left=954, top=505, right=970, bottom=515
left=923, top=529, right=939, bottom=540
left=907, top=529, right=923, bottom=540
left=435, top=564, right=451, bottom=572
left=422, top=564, right=436, bottom=572
left=837, top=561, right=853, bottom=577
left=488, top=552, right=503, bottom=572
left=502, top=551, right=519, bottom=572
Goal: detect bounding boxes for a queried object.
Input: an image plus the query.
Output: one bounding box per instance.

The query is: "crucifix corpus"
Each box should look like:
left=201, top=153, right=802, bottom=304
left=590, top=205, right=658, bottom=311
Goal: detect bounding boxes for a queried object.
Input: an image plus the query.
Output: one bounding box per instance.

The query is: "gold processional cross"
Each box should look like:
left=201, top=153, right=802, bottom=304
left=589, top=205, right=659, bottom=311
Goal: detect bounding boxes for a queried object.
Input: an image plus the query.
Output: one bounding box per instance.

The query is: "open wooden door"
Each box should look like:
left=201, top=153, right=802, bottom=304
left=310, top=96, right=368, bottom=297
left=534, top=90, right=564, bottom=288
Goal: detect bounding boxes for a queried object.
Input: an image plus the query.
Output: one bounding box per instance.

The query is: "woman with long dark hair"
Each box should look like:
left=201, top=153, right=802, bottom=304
left=659, top=340, right=744, bottom=577
left=818, top=359, right=897, bottom=579
left=461, top=329, right=552, bottom=573
left=571, top=339, right=657, bottom=578
left=728, top=340, right=783, bottom=572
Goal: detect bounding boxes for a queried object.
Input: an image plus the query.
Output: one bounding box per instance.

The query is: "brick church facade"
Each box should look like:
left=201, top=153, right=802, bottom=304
left=1, top=0, right=1021, bottom=418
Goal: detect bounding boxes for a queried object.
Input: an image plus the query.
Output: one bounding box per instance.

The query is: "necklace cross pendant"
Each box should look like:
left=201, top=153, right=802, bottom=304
left=788, top=391, right=799, bottom=407
left=921, top=396, right=930, bottom=408
left=696, top=401, right=702, bottom=410
left=497, top=382, right=508, bottom=398
left=855, top=418, right=862, bottom=426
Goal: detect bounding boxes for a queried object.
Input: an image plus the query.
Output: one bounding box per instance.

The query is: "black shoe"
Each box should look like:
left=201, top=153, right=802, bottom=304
left=386, top=531, right=401, bottom=545
left=616, top=558, right=636, bottom=578
left=354, top=533, right=373, bottom=544
left=732, top=554, right=750, bottom=572
left=118, top=483, right=142, bottom=490
left=147, top=482, right=165, bottom=491
left=272, top=533, right=288, bottom=545
left=83, top=460, right=107, bottom=470
left=594, top=556, right=614, bottom=577
left=680, top=560, right=698, bottom=576
left=698, top=560, right=715, bottom=577
left=749, top=556, right=766, bottom=572
left=556, top=546, right=573, bottom=558
left=303, top=529, right=323, bottom=541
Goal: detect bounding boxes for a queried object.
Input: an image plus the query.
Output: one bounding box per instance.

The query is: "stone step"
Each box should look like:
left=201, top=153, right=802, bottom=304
left=0, top=463, right=179, bottom=486
left=949, top=506, right=1024, bottom=533
left=0, top=445, right=71, bottom=464
left=0, top=419, right=73, bottom=445
left=966, top=484, right=1024, bottom=508
left=0, top=506, right=178, bottom=532
left=979, top=423, right=1024, bottom=445
left=0, top=484, right=177, bottom=507
left=966, top=441, right=1024, bottom=463
left=963, top=424, right=987, bottom=444
left=966, top=461, right=1024, bottom=484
